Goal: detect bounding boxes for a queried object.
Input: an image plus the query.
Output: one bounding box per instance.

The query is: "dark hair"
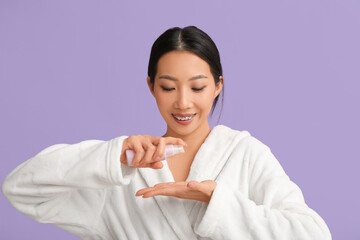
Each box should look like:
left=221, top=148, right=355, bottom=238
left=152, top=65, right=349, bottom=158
left=147, top=25, right=224, bottom=122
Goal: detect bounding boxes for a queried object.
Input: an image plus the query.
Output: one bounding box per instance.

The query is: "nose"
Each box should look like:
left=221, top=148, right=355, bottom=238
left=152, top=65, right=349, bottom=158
left=174, top=88, right=192, bottom=110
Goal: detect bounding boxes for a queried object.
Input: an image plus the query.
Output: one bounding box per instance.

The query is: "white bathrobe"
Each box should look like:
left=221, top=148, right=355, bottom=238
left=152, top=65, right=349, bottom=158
left=2, top=125, right=332, bottom=240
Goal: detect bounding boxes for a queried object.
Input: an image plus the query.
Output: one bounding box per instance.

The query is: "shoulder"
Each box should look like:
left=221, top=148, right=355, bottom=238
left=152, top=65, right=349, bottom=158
left=214, top=124, right=271, bottom=154
left=218, top=125, right=286, bottom=175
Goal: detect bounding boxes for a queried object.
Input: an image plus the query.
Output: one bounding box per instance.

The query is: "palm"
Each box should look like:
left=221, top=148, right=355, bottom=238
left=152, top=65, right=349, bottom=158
left=136, top=180, right=217, bottom=204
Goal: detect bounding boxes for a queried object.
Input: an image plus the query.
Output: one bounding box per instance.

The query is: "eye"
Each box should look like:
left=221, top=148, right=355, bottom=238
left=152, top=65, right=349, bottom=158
left=160, top=86, right=206, bottom=92
left=161, top=86, right=174, bottom=92
left=192, top=87, right=206, bottom=92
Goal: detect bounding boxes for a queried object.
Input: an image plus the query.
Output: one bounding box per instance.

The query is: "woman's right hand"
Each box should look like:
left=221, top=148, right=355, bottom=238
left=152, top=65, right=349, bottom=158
left=120, top=135, right=187, bottom=169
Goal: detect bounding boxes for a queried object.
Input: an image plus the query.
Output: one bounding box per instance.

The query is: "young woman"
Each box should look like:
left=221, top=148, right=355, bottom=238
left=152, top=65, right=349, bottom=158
left=2, top=26, right=332, bottom=239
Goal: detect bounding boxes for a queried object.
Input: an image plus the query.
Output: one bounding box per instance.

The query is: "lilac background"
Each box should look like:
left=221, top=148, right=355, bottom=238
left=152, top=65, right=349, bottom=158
left=1, top=0, right=359, bottom=239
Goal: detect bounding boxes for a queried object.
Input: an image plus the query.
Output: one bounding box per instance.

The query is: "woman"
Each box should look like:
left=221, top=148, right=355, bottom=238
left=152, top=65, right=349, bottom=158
left=2, top=26, right=332, bottom=239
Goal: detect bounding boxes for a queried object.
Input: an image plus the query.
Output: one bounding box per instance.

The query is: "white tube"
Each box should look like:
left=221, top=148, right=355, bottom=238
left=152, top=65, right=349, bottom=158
left=125, top=145, right=185, bottom=166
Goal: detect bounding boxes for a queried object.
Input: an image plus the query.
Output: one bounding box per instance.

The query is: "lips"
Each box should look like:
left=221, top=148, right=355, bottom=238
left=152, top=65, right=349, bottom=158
left=172, top=113, right=196, bottom=125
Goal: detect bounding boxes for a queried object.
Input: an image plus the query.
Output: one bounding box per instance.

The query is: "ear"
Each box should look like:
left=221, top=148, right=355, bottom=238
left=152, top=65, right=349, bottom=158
left=214, top=76, right=224, bottom=98
left=147, top=76, right=155, bottom=96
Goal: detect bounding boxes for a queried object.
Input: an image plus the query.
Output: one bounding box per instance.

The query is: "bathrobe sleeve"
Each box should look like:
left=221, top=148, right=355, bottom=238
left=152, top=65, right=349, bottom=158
left=1, top=135, right=137, bottom=237
left=193, top=143, right=332, bottom=240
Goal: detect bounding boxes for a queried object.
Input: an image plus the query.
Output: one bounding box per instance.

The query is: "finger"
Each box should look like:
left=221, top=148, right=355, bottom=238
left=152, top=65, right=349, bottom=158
left=152, top=138, right=165, bottom=161
left=152, top=136, right=187, bottom=147
left=163, top=137, right=187, bottom=147
left=187, top=181, right=199, bottom=189
left=131, top=142, right=145, bottom=167
left=135, top=187, right=155, bottom=196
left=120, top=149, right=127, bottom=165
left=138, top=143, right=157, bottom=166
left=135, top=182, right=175, bottom=196
left=142, top=186, right=180, bottom=198
left=120, top=137, right=131, bottom=165
left=139, top=182, right=186, bottom=198
left=132, top=160, right=163, bottom=169
left=154, top=182, right=176, bottom=187
left=150, top=161, right=163, bottom=169
left=138, top=162, right=156, bottom=168
left=149, top=136, right=161, bottom=145
left=140, top=187, right=170, bottom=198
left=153, top=137, right=187, bottom=162
left=131, top=161, right=163, bottom=169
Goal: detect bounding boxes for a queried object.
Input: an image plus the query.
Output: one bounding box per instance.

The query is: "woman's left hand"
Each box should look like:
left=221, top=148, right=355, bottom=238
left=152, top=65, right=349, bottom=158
left=136, top=180, right=217, bottom=204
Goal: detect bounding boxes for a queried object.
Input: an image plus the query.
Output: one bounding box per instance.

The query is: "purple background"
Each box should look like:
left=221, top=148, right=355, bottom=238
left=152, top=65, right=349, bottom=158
left=1, top=0, right=359, bottom=239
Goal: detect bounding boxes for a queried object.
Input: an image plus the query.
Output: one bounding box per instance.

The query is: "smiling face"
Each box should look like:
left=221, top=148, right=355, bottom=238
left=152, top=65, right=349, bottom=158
left=147, top=50, right=223, bottom=139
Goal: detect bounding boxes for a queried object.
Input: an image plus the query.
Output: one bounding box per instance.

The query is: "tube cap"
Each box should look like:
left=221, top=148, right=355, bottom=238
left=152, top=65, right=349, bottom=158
left=159, top=145, right=185, bottom=161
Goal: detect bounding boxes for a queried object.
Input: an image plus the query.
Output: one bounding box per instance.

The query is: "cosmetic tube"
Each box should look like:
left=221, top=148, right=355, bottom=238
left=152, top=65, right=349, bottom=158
left=125, top=145, right=184, bottom=166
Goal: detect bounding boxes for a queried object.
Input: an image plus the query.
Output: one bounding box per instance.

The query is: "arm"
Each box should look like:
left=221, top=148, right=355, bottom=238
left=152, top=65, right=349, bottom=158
left=1, top=136, right=136, bottom=236
left=193, top=146, right=332, bottom=240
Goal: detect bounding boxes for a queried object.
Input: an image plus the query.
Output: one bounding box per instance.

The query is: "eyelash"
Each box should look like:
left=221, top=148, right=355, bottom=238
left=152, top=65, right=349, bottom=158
left=161, top=87, right=205, bottom=92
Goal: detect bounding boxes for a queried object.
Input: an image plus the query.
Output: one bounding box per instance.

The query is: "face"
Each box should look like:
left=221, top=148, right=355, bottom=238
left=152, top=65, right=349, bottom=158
left=147, top=50, right=223, bottom=138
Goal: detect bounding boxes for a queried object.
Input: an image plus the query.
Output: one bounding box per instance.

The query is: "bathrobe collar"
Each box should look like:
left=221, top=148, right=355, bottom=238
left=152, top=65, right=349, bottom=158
left=137, top=124, right=250, bottom=239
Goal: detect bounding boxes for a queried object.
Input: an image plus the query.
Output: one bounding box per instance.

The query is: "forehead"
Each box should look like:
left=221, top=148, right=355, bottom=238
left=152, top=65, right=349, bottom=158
left=156, top=51, right=211, bottom=77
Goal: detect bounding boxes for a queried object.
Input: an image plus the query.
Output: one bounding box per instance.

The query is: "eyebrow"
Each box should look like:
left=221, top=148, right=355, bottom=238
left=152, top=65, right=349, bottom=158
left=158, top=74, right=208, bottom=81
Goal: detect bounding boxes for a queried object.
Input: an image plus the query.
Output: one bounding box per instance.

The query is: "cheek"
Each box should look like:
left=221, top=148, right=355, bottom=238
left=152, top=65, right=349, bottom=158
left=196, top=93, right=215, bottom=108
left=155, top=94, right=170, bottom=110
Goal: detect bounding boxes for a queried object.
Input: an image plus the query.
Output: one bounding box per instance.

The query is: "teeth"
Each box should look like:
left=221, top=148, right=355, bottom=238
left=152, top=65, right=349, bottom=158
left=173, top=114, right=195, bottom=121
